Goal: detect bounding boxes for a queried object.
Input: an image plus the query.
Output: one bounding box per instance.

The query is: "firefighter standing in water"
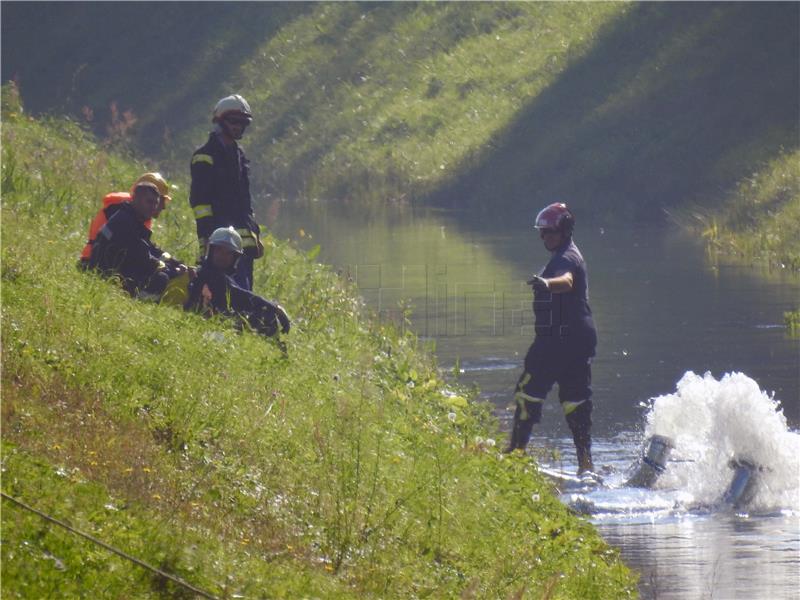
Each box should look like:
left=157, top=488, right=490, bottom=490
left=506, top=203, right=598, bottom=475
left=189, top=94, right=263, bottom=291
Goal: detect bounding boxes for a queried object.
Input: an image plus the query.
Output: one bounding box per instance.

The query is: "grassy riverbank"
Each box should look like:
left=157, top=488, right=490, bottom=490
left=1, top=90, right=636, bottom=597
left=5, top=3, right=797, bottom=222
left=696, top=150, right=800, bottom=272
left=702, top=150, right=800, bottom=333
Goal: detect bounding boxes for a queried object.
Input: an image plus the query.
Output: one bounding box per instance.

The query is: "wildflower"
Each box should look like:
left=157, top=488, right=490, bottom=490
left=447, top=412, right=457, bottom=423
left=531, top=493, right=540, bottom=503
left=485, top=438, right=496, bottom=447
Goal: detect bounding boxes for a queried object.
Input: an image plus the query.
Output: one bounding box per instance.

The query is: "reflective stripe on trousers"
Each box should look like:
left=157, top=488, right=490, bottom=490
left=562, top=399, right=587, bottom=416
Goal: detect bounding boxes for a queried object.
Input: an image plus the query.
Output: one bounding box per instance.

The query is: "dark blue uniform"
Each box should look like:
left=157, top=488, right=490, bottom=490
left=509, top=239, right=597, bottom=453
left=88, top=203, right=170, bottom=297
left=189, top=131, right=260, bottom=290
left=184, top=257, right=286, bottom=337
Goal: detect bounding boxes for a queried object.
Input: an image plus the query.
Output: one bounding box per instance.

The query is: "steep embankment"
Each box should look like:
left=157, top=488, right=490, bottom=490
left=4, top=4, right=797, bottom=218
left=0, top=90, right=636, bottom=597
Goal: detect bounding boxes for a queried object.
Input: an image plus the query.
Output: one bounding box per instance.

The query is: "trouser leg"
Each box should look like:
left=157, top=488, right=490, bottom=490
left=564, top=399, right=593, bottom=473
left=132, top=271, right=170, bottom=300
left=145, top=271, right=170, bottom=295
left=506, top=344, right=552, bottom=453
left=507, top=397, right=543, bottom=452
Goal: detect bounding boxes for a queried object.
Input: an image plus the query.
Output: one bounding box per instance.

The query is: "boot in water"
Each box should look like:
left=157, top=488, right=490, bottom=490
left=576, top=445, right=594, bottom=475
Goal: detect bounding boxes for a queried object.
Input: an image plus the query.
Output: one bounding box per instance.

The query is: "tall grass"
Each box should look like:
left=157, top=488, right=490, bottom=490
left=698, top=150, right=800, bottom=272
left=695, top=149, right=800, bottom=334
left=185, top=2, right=626, bottom=203
left=1, top=87, right=637, bottom=597
left=7, top=2, right=796, bottom=224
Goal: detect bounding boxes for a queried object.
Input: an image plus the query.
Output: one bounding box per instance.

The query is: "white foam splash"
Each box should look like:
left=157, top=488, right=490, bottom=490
left=644, top=371, right=799, bottom=512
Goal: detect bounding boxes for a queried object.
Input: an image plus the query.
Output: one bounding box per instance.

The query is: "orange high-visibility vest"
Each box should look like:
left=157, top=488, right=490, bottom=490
left=80, top=192, right=153, bottom=260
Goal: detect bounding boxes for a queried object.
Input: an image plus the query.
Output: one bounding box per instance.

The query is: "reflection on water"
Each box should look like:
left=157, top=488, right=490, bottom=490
left=598, top=513, right=800, bottom=600
left=541, top=432, right=800, bottom=600
left=262, top=201, right=800, bottom=433
left=262, top=199, right=800, bottom=599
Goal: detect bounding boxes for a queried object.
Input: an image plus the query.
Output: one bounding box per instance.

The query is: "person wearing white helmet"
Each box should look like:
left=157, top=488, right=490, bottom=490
left=505, top=202, right=598, bottom=476
left=184, top=227, right=290, bottom=338
left=189, top=94, right=264, bottom=291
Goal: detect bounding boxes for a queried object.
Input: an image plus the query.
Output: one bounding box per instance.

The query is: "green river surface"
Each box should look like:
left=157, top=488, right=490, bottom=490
left=262, top=199, right=799, bottom=600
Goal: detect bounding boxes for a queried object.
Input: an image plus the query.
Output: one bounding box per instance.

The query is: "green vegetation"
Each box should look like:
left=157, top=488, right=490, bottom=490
left=227, top=2, right=624, bottom=203
left=1, top=89, right=636, bottom=597
left=697, top=150, right=800, bottom=271
left=5, top=3, right=797, bottom=221
left=690, top=148, right=799, bottom=333
left=4, top=2, right=798, bottom=282
left=786, top=310, right=800, bottom=337
left=2, top=0, right=797, bottom=586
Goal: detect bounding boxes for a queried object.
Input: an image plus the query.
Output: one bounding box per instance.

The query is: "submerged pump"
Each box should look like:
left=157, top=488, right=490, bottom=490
left=626, top=435, right=674, bottom=488
left=618, top=435, right=764, bottom=509
left=722, top=458, right=760, bottom=508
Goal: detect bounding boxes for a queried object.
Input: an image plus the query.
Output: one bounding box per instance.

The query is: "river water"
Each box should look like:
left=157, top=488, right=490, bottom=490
left=261, top=200, right=800, bottom=599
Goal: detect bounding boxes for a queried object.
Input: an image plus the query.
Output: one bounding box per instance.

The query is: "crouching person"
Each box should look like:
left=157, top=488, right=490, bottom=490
left=184, top=227, right=290, bottom=337
left=88, top=181, right=190, bottom=300
left=79, top=172, right=171, bottom=269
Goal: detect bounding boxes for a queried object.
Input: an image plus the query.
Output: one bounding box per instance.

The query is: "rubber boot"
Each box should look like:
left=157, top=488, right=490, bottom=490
left=576, top=443, right=594, bottom=475
left=565, top=400, right=593, bottom=474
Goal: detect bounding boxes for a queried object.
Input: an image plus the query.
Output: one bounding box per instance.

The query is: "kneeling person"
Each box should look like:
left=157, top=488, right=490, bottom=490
left=88, top=181, right=189, bottom=299
left=184, top=227, right=290, bottom=337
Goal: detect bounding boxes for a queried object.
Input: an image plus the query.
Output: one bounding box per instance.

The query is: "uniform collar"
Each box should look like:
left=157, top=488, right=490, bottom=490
left=551, top=237, right=573, bottom=254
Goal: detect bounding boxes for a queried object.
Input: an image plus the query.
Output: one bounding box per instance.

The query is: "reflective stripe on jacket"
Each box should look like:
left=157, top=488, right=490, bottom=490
left=189, top=132, right=260, bottom=255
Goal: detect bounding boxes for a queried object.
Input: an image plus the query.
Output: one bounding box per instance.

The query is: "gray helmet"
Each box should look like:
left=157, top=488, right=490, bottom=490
left=213, top=94, right=253, bottom=122
left=208, top=227, right=243, bottom=255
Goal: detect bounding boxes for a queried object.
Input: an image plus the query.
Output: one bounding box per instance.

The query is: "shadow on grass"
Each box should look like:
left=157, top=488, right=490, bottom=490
left=427, top=2, right=800, bottom=223
left=1, top=2, right=313, bottom=154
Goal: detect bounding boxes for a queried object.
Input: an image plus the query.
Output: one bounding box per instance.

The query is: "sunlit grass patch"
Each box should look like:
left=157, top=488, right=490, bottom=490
left=1, top=93, right=637, bottom=597
left=698, top=150, right=800, bottom=272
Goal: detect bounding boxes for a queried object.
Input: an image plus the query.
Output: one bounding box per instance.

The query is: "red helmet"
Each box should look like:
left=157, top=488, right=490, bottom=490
left=534, top=203, right=574, bottom=235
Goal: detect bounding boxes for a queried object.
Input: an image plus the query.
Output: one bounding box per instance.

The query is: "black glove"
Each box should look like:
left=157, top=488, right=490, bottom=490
left=527, top=275, right=550, bottom=292
left=249, top=302, right=291, bottom=337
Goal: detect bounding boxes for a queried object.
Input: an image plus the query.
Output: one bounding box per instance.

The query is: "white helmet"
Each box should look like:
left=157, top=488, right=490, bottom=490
left=208, top=227, right=243, bottom=255
left=212, top=94, right=252, bottom=123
